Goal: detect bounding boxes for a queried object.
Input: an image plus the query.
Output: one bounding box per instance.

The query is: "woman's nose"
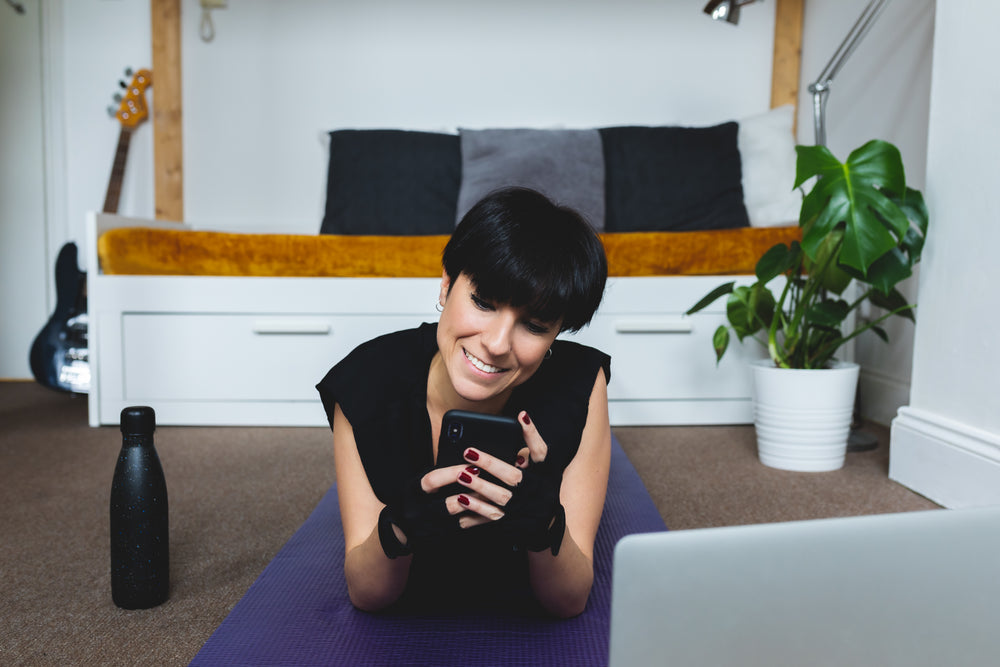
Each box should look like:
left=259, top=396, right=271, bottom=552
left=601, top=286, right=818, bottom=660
left=482, top=313, right=515, bottom=357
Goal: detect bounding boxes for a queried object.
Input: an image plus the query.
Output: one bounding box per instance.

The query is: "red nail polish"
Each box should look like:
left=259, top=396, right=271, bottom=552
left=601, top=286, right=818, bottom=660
left=465, top=466, right=480, bottom=475
left=458, top=495, right=471, bottom=506
left=516, top=456, right=525, bottom=466
left=464, top=448, right=479, bottom=461
left=459, top=472, right=473, bottom=484
left=521, top=413, right=531, bottom=425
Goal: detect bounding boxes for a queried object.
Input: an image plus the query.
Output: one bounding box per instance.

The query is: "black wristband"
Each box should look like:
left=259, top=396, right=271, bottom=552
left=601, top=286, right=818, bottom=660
left=377, top=506, right=412, bottom=559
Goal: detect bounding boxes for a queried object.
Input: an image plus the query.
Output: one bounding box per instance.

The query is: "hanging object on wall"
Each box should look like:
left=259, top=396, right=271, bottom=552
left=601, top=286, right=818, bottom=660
left=200, top=0, right=228, bottom=43
left=5, top=0, right=25, bottom=15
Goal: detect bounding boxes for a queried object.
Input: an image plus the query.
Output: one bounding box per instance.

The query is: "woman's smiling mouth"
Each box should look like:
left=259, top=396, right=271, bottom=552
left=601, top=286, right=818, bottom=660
left=464, top=348, right=508, bottom=374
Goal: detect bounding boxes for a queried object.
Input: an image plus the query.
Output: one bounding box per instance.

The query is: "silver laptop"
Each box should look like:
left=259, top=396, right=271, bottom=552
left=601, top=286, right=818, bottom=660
left=609, top=507, right=1000, bottom=667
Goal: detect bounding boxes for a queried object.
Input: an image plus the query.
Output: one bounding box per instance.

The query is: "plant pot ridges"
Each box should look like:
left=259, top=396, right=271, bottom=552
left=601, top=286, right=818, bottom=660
left=751, top=360, right=859, bottom=472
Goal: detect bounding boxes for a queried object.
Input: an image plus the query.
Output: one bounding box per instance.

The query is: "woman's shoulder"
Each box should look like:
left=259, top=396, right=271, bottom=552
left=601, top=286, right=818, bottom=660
left=316, top=322, right=437, bottom=426
left=512, top=338, right=610, bottom=413
left=547, top=339, right=611, bottom=385
left=338, top=323, right=435, bottom=372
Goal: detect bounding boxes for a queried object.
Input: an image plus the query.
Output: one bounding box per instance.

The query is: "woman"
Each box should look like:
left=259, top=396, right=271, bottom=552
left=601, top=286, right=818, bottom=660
left=316, top=187, right=610, bottom=618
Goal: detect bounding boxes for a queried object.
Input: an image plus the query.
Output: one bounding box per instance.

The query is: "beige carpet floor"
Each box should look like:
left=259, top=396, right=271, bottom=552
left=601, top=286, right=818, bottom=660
left=0, top=381, right=937, bottom=665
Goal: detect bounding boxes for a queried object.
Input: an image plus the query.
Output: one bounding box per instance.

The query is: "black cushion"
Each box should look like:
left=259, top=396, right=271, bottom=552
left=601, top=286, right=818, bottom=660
left=599, top=122, right=750, bottom=232
left=321, top=130, right=461, bottom=235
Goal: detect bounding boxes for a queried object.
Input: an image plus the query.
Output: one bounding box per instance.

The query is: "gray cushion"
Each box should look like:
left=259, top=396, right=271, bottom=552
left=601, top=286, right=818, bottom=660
left=456, top=128, right=605, bottom=231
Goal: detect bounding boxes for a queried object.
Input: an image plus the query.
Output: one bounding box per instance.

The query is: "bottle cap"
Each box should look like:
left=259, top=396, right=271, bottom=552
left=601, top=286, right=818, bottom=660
left=120, top=406, right=156, bottom=435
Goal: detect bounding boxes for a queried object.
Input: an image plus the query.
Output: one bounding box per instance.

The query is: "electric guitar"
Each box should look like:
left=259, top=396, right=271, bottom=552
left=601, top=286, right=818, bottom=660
left=29, top=68, right=152, bottom=393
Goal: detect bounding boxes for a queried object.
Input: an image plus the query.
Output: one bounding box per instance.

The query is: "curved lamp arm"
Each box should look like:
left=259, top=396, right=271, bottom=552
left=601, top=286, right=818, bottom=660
left=808, top=0, right=890, bottom=146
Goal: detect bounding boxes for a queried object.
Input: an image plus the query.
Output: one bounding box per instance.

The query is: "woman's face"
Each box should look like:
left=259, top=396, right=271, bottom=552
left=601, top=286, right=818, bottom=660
left=436, top=271, right=561, bottom=405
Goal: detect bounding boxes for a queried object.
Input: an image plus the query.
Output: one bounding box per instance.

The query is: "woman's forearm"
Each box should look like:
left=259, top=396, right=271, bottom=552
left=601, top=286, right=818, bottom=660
left=526, top=528, right=595, bottom=618
left=343, top=522, right=412, bottom=612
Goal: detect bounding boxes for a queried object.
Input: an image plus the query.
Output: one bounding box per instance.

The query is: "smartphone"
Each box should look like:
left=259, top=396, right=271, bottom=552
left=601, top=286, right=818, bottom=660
left=436, top=410, right=524, bottom=474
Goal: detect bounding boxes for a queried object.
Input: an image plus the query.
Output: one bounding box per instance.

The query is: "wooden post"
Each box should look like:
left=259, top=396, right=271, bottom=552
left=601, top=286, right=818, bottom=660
left=151, top=0, right=183, bottom=221
left=771, top=0, right=804, bottom=133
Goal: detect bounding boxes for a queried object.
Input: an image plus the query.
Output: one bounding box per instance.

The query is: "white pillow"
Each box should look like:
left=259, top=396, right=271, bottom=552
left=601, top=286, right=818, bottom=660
left=738, top=105, right=802, bottom=227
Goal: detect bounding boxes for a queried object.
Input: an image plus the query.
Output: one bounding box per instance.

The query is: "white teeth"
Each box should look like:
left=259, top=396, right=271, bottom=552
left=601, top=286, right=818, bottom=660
left=464, top=349, right=505, bottom=374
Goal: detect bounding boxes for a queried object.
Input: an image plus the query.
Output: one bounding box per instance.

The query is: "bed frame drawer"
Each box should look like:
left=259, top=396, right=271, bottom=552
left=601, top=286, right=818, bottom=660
left=120, top=314, right=428, bottom=403
left=568, top=312, right=766, bottom=402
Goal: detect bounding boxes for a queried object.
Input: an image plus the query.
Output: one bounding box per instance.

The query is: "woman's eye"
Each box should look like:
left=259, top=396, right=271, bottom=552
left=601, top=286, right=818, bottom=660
left=525, top=321, right=551, bottom=335
left=471, top=294, right=494, bottom=311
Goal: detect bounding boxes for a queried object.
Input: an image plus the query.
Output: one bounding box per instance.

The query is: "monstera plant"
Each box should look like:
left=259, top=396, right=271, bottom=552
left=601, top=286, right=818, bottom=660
left=688, top=139, right=929, bottom=370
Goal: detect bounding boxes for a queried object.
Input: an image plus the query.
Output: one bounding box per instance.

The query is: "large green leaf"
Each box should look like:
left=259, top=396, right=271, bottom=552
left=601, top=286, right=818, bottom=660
left=805, top=299, right=850, bottom=330
left=795, top=141, right=911, bottom=275
left=869, top=287, right=916, bottom=322
left=803, top=229, right=852, bottom=295
left=726, top=284, right=775, bottom=340
left=755, top=242, right=799, bottom=284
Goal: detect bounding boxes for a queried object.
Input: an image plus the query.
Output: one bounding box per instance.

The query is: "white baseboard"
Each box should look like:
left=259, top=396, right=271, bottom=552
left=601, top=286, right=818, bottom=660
left=859, top=368, right=911, bottom=426
left=890, top=407, right=1000, bottom=508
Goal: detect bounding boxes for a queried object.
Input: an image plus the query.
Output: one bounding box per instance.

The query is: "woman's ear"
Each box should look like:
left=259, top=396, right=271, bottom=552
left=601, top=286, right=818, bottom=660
left=438, top=270, right=452, bottom=309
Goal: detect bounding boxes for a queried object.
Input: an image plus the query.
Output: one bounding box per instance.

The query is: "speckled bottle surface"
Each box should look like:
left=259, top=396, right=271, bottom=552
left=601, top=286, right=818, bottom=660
left=110, top=406, right=169, bottom=609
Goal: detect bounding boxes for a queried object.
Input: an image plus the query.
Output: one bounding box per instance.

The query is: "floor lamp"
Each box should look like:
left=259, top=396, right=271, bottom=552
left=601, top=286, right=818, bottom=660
left=806, top=0, right=891, bottom=451
left=707, top=0, right=893, bottom=450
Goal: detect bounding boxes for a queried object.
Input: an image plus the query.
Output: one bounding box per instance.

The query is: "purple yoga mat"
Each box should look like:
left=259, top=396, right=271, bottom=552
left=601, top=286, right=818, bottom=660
left=191, top=436, right=665, bottom=666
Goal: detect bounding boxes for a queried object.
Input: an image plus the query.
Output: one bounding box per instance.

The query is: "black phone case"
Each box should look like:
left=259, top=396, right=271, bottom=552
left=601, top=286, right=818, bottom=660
left=436, top=410, right=524, bottom=472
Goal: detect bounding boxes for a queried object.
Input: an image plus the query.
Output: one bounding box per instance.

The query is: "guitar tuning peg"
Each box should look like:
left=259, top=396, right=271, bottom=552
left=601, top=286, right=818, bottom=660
left=113, top=93, right=123, bottom=103
left=108, top=106, right=117, bottom=117
left=125, top=67, right=133, bottom=76
left=119, top=80, right=127, bottom=89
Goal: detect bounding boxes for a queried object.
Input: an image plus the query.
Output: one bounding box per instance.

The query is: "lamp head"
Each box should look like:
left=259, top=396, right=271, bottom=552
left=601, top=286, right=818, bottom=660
left=703, top=0, right=759, bottom=26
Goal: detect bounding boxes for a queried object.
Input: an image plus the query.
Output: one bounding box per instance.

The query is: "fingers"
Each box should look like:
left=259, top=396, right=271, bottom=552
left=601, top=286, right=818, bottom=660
left=462, top=447, right=522, bottom=487
left=517, top=411, right=548, bottom=463
left=446, top=491, right=503, bottom=524
left=515, top=447, right=530, bottom=470
left=419, top=464, right=477, bottom=493
left=457, top=465, right=513, bottom=508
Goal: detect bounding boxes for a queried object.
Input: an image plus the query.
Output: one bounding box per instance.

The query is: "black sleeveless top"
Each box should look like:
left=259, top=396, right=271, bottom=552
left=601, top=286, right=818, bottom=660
left=316, top=322, right=610, bottom=612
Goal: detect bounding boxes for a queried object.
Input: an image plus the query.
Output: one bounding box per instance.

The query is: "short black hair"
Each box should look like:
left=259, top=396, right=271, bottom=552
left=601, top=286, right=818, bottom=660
left=442, top=187, right=607, bottom=332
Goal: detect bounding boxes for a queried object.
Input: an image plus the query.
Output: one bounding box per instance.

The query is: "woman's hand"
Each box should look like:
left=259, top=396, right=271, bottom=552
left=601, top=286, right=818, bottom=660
left=455, top=411, right=566, bottom=555
left=380, top=461, right=507, bottom=557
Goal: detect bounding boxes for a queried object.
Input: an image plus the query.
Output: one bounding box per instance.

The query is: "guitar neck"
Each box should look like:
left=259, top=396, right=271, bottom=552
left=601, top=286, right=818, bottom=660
left=103, top=127, right=132, bottom=214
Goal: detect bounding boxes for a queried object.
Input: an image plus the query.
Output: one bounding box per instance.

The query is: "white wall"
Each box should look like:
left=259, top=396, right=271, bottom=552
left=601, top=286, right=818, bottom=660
left=889, top=1, right=1000, bottom=508
left=180, top=0, right=775, bottom=232
left=797, top=0, right=935, bottom=425
left=1, top=0, right=935, bottom=406
left=1, top=4, right=49, bottom=382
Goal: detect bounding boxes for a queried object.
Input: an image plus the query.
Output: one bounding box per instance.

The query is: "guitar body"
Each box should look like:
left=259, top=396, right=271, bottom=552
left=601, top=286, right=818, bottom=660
left=29, top=242, right=90, bottom=393
left=28, top=68, right=151, bottom=394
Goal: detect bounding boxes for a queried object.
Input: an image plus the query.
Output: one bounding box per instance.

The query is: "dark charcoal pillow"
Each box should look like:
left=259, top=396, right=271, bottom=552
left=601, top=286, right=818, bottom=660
left=456, top=128, right=606, bottom=231
left=599, top=122, right=750, bottom=232
left=321, top=130, right=461, bottom=235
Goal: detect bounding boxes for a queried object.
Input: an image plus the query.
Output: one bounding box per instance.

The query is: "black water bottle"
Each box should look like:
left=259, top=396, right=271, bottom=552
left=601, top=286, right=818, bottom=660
left=110, top=406, right=169, bottom=609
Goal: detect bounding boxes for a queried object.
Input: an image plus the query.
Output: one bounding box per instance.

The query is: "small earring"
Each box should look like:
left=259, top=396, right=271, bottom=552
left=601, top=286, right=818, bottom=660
left=545, top=348, right=553, bottom=360
left=435, top=302, right=443, bottom=313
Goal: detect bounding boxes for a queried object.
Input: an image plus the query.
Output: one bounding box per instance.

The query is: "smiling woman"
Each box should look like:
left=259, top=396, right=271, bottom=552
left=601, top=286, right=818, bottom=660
left=316, top=187, right=612, bottom=618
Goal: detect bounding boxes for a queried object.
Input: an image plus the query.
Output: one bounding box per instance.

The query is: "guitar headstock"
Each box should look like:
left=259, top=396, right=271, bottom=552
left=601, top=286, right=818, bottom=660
left=112, top=68, right=153, bottom=130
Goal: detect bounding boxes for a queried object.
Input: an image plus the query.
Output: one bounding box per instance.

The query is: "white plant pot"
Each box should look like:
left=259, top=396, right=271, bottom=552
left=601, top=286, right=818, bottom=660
left=750, top=359, right=860, bottom=472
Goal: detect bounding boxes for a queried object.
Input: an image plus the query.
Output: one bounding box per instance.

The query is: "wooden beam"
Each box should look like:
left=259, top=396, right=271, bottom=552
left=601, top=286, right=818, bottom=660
left=771, top=0, right=804, bottom=132
left=151, top=0, right=183, bottom=221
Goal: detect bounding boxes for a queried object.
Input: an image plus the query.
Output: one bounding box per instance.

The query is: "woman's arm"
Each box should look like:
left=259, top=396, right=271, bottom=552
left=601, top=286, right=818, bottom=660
left=332, top=402, right=413, bottom=611
left=526, top=369, right=612, bottom=617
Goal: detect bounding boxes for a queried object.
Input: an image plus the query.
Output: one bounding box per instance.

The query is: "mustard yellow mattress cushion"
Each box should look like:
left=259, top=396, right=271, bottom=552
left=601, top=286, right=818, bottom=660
left=97, top=226, right=802, bottom=278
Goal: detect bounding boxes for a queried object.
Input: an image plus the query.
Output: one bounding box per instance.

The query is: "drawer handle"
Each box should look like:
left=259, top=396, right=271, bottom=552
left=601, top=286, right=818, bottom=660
left=252, top=320, right=331, bottom=335
left=614, top=318, right=693, bottom=334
